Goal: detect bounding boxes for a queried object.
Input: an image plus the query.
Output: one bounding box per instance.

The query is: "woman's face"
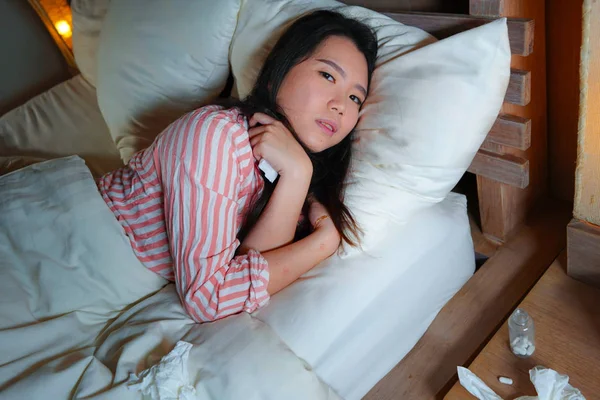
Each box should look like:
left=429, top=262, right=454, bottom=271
left=276, top=35, right=369, bottom=153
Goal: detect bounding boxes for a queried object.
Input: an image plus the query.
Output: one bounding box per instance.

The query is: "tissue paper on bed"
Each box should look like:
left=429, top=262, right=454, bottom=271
left=457, top=366, right=585, bottom=400
left=127, top=341, right=197, bottom=400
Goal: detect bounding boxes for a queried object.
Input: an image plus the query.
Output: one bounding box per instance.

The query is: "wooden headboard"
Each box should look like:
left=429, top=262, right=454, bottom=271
left=343, top=0, right=543, bottom=247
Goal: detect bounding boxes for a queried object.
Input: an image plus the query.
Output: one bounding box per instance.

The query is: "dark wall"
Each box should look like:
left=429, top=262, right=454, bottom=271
left=0, top=0, right=71, bottom=116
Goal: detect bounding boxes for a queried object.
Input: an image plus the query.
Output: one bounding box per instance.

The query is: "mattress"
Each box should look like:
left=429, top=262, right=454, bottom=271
left=254, top=192, right=475, bottom=399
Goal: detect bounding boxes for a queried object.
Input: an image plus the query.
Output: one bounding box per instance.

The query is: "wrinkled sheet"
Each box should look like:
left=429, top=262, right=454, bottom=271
left=0, top=157, right=339, bottom=400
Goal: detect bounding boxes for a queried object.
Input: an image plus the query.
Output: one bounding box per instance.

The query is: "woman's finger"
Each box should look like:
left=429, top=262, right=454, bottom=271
left=248, top=125, right=266, bottom=138
left=251, top=112, right=277, bottom=126
left=248, top=115, right=258, bottom=128
left=250, top=140, right=262, bottom=161
left=249, top=135, right=261, bottom=148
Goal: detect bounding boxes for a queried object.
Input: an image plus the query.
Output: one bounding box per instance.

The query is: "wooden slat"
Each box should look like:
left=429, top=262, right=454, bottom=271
left=468, top=150, right=529, bottom=188
left=476, top=0, right=547, bottom=243
left=469, top=213, right=500, bottom=257
left=506, top=69, right=531, bottom=105
left=470, top=0, right=504, bottom=16
left=364, top=200, right=570, bottom=399
left=486, top=114, right=531, bottom=150
left=383, top=12, right=534, bottom=56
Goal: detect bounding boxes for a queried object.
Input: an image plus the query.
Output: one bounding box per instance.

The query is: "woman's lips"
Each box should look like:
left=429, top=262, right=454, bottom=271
left=316, top=119, right=338, bottom=137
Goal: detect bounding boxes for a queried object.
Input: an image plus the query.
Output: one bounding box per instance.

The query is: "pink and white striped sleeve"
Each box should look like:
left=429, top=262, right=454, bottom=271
left=158, top=108, right=270, bottom=323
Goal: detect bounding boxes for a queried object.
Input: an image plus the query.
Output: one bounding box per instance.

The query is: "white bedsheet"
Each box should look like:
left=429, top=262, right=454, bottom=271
left=324, top=195, right=474, bottom=398
left=255, top=192, right=475, bottom=399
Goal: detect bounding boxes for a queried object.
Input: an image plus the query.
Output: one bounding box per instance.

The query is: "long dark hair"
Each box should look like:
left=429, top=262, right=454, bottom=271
left=230, top=9, right=377, bottom=247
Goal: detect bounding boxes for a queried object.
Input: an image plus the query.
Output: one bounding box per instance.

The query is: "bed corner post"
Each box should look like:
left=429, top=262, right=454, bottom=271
left=470, top=0, right=547, bottom=243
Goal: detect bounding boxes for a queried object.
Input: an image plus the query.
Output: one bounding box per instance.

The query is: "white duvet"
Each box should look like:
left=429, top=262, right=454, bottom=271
left=0, top=156, right=340, bottom=400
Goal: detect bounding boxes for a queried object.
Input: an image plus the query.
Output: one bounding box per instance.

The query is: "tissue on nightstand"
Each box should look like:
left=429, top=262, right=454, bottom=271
left=457, top=366, right=585, bottom=400
left=458, top=367, right=502, bottom=400
left=515, top=366, right=585, bottom=400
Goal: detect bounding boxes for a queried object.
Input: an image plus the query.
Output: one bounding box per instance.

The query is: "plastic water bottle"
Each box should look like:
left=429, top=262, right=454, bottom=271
left=509, top=308, right=536, bottom=357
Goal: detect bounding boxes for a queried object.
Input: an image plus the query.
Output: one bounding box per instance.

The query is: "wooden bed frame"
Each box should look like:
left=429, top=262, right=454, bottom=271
left=339, top=0, right=554, bottom=398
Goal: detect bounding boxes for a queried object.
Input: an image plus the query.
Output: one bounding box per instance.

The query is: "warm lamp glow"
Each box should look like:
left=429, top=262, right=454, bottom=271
left=55, top=19, right=71, bottom=38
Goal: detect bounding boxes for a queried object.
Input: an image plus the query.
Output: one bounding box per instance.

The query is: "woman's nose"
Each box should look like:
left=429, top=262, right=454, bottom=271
left=329, top=97, right=345, bottom=115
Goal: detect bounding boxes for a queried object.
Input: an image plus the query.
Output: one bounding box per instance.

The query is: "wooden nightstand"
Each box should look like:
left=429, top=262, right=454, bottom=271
left=445, top=252, right=600, bottom=399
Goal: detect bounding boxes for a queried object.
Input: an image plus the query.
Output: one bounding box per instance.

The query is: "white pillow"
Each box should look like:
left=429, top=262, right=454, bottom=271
left=0, top=75, right=122, bottom=178
left=96, top=0, right=241, bottom=162
left=71, top=0, right=111, bottom=87
left=346, top=19, right=510, bottom=254
left=229, top=0, right=510, bottom=253
left=230, top=0, right=433, bottom=99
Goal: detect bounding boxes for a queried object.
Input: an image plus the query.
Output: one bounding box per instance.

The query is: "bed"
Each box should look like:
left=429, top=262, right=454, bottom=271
left=0, top=0, right=544, bottom=398
left=0, top=152, right=473, bottom=399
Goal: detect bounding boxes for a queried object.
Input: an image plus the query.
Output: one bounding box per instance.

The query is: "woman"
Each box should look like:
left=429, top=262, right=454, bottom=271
left=98, top=10, right=378, bottom=322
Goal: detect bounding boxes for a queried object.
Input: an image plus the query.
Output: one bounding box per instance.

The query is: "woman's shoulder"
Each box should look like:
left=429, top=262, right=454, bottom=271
left=170, top=105, right=252, bottom=162
left=164, top=105, right=250, bottom=154
left=184, top=105, right=248, bottom=129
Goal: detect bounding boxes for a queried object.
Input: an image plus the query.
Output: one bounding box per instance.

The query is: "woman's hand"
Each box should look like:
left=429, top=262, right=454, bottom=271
left=264, top=198, right=342, bottom=295
left=248, top=113, right=312, bottom=179
left=307, top=198, right=341, bottom=253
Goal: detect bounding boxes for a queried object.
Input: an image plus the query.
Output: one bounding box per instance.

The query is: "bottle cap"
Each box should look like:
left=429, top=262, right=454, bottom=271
left=511, top=308, right=531, bottom=326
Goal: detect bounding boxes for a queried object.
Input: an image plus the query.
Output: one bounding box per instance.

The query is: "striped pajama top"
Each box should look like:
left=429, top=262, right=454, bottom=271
left=98, top=106, right=269, bottom=323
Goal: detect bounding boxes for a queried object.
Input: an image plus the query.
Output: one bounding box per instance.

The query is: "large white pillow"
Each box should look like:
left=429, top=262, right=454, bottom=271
left=96, top=0, right=241, bottom=162
left=230, top=0, right=434, bottom=99
left=71, top=0, right=111, bottom=87
left=229, top=0, right=510, bottom=253
left=346, top=19, right=510, bottom=254
left=0, top=75, right=121, bottom=177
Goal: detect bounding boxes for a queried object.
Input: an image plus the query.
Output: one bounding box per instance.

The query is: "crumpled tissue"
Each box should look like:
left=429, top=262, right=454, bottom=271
left=127, top=341, right=197, bottom=400
left=457, top=366, right=585, bottom=400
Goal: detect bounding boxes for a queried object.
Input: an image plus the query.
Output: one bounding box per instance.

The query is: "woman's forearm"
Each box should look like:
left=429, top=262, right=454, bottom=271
left=263, top=226, right=338, bottom=295
left=239, top=170, right=311, bottom=253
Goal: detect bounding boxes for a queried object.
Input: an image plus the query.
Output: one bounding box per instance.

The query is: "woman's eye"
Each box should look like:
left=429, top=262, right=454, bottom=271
left=350, top=95, right=363, bottom=106
left=320, top=71, right=335, bottom=82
